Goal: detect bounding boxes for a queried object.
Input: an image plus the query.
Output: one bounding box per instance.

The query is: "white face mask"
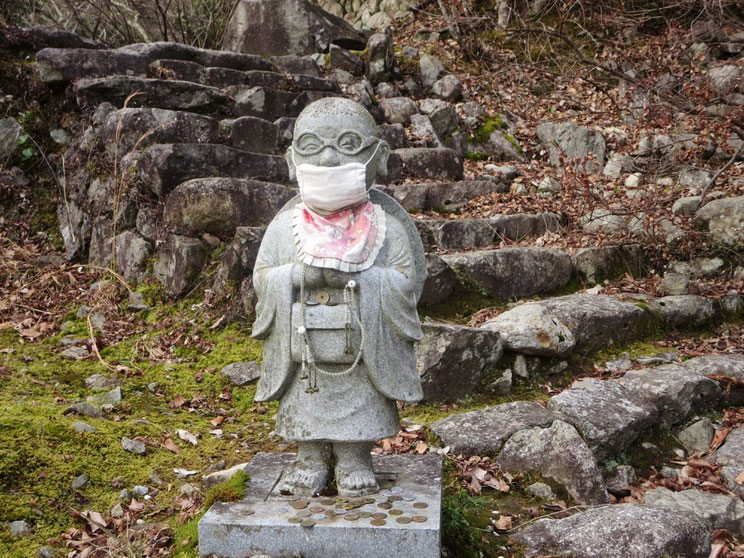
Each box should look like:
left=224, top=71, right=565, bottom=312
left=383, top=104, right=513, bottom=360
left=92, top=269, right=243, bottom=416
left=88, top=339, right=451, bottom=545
left=292, top=141, right=381, bottom=213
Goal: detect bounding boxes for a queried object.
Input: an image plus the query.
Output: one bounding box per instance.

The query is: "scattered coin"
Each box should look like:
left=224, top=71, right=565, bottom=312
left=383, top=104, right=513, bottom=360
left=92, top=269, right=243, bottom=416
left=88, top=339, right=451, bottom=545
left=309, top=505, right=325, bottom=513
left=359, top=511, right=372, bottom=518
left=342, top=503, right=356, bottom=510
left=379, top=489, right=393, bottom=497
left=412, top=515, right=427, bottom=523
left=372, top=512, right=387, bottom=519
left=362, top=497, right=376, bottom=504
left=371, top=519, right=386, bottom=526
left=276, top=507, right=289, bottom=514
left=291, top=500, right=308, bottom=510
left=300, top=518, right=316, bottom=528
left=393, top=500, right=406, bottom=507
left=241, top=508, right=255, bottom=516
left=296, top=510, right=312, bottom=518
left=312, top=513, right=327, bottom=521
left=288, top=517, right=302, bottom=524
left=403, top=495, right=415, bottom=501
left=413, top=502, right=429, bottom=509
left=344, top=513, right=360, bottom=521
left=321, top=499, right=335, bottom=506
left=334, top=508, right=347, bottom=515
left=396, top=517, right=412, bottom=524
left=377, top=502, right=392, bottom=509
left=388, top=496, right=403, bottom=502
left=335, top=496, right=349, bottom=503
left=391, top=486, right=403, bottom=494
left=389, top=509, right=403, bottom=516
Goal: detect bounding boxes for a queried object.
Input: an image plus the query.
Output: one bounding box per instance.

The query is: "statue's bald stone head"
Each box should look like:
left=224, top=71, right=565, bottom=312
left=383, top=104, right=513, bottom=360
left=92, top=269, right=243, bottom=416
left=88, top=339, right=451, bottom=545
left=286, top=97, right=390, bottom=189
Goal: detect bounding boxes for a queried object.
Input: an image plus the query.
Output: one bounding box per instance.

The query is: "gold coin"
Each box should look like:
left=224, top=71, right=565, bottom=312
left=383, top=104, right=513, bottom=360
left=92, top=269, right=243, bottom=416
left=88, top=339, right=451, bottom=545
left=242, top=508, right=255, bottom=515
left=309, top=505, right=325, bottom=513
left=342, top=503, right=356, bottom=510
left=377, top=502, right=392, bottom=509
left=335, top=496, right=348, bottom=503
left=388, top=496, right=403, bottom=502
left=372, top=512, right=387, bottom=519
left=326, top=510, right=337, bottom=517
left=296, top=510, right=312, bottom=518
left=413, top=502, right=428, bottom=509
left=344, top=513, right=359, bottom=521
left=359, top=511, right=372, bottom=518
left=288, top=517, right=302, bottom=524
left=315, top=291, right=330, bottom=304
left=370, top=519, right=386, bottom=526
left=396, top=517, right=412, bottom=524
left=301, top=518, right=316, bottom=528
left=291, top=500, right=308, bottom=509
left=412, top=515, right=427, bottom=523
left=362, top=497, right=376, bottom=504
left=321, top=499, right=335, bottom=506
left=389, top=509, right=403, bottom=516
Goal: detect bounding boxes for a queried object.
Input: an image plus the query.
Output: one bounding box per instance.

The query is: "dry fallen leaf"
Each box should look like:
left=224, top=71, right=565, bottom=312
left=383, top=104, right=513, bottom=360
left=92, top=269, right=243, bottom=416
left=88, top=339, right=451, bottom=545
left=735, top=470, right=744, bottom=485
left=162, top=438, right=180, bottom=454
left=210, top=416, right=224, bottom=427
left=176, top=429, right=198, bottom=446
left=494, top=515, right=513, bottom=530
left=169, top=395, right=188, bottom=409
left=415, top=440, right=428, bottom=454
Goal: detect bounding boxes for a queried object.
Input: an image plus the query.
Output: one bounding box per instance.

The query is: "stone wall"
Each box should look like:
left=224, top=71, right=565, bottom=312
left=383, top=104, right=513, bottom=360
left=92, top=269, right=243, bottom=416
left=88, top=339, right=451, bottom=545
left=312, top=0, right=411, bottom=29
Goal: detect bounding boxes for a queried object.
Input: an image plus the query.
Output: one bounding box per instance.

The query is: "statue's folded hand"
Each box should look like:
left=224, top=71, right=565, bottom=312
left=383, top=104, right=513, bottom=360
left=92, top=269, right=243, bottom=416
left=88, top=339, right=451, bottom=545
left=323, top=268, right=358, bottom=288
left=292, top=263, right=325, bottom=288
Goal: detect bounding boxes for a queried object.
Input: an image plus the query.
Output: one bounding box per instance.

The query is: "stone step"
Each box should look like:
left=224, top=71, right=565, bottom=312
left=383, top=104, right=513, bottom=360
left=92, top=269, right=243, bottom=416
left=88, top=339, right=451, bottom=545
left=231, top=86, right=336, bottom=120
left=415, top=213, right=561, bottom=251
left=130, top=143, right=289, bottom=197
left=377, top=180, right=509, bottom=213
left=387, top=148, right=463, bottom=182
left=116, top=41, right=275, bottom=72
left=36, top=48, right=148, bottom=84
left=74, top=76, right=231, bottom=114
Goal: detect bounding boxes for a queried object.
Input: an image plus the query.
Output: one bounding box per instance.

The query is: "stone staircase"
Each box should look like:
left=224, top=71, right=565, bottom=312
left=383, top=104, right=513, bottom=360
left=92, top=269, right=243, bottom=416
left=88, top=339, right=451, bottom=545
left=32, top=35, right=744, bottom=558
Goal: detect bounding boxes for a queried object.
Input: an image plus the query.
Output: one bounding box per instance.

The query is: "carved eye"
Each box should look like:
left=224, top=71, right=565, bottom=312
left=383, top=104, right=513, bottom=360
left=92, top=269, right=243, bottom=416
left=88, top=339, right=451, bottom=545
left=337, top=132, right=363, bottom=153
left=296, top=133, right=322, bottom=153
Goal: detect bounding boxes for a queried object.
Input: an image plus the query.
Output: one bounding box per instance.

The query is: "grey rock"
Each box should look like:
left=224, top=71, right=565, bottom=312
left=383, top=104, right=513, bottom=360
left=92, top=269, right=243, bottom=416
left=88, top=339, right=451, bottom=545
left=708, top=65, right=744, bottom=94
left=548, top=378, right=659, bottom=460
left=147, top=58, right=206, bottom=82
left=658, top=272, right=690, bottom=295
left=482, top=303, right=575, bottom=357
left=678, top=418, right=716, bottom=454
left=579, top=208, right=628, bottom=234
left=402, top=46, right=419, bottom=62
left=50, top=128, right=69, bottom=145
left=101, top=108, right=219, bottom=155
left=121, top=437, right=146, bottom=455
left=127, top=292, right=149, bottom=312
left=132, top=485, right=149, bottom=496
left=22, top=26, right=104, bottom=49
left=419, top=254, right=457, bottom=306
left=377, top=123, right=406, bottom=150
left=691, top=20, right=726, bottom=43
left=220, top=362, right=261, bottom=386
left=606, top=353, right=632, bottom=374
left=680, top=353, right=744, bottom=380
left=615, top=364, right=722, bottom=428
left=466, top=129, right=523, bottom=162
left=179, top=482, right=200, bottom=496
left=375, top=81, right=400, bottom=99
left=432, top=75, right=462, bottom=101
left=8, top=520, right=31, bottom=537
left=149, top=471, right=164, bottom=486
left=88, top=230, right=151, bottom=284
left=487, top=369, right=512, bottom=394
left=646, top=486, right=744, bottom=537
left=712, top=426, right=744, bottom=495
left=537, top=122, right=606, bottom=173
left=153, top=235, right=208, bottom=297
left=118, top=41, right=275, bottom=71
left=85, top=374, right=117, bottom=390
left=230, top=116, right=280, bottom=155
left=603, top=152, right=634, bottom=178
left=270, top=54, right=320, bottom=76
left=606, top=464, right=636, bottom=495
left=366, top=31, right=394, bottom=84
left=498, top=420, right=609, bottom=504
left=213, top=227, right=266, bottom=293
left=72, top=421, right=97, bottom=433
left=205, top=66, right=248, bottom=88
left=203, top=462, right=251, bottom=489
left=527, top=482, right=556, bottom=500
left=61, top=347, right=90, bottom=360
left=63, top=402, right=104, bottom=419
left=669, top=257, right=725, bottom=278
left=428, top=106, right=458, bottom=139
left=419, top=54, right=444, bottom=88
left=634, top=350, right=681, bottom=366
left=573, top=244, right=645, bottom=286
left=378, top=180, right=506, bottom=213
left=379, top=97, right=418, bottom=125
left=60, top=336, right=84, bottom=347
left=0, top=117, right=23, bottom=162
left=208, top=460, right=227, bottom=473
left=679, top=168, right=712, bottom=187
left=695, top=196, right=744, bottom=245
left=222, top=0, right=365, bottom=55
left=134, top=144, right=288, bottom=198
left=387, top=148, right=463, bottom=181
left=74, top=76, right=230, bottom=113
left=431, top=401, right=559, bottom=455
left=89, top=311, right=106, bottom=332
left=649, top=295, right=718, bottom=330
left=110, top=503, right=124, bottom=518
left=332, top=68, right=355, bottom=84
left=162, top=177, right=292, bottom=235
left=416, top=323, right=503, bottom=402
left=329, top=44, right=364, bottom=75
left=119, top=489, right=131, bottom=500
left=442, top=247, right=573, bottom=299
left=71, top=474, right=89, bottom=490
left=37, top=546, right=57, bottom=558
left=537, top=176, right=561, bottom=193
left=87, top=387, right=123, bottom=408
left=410, top=114, right=443, bottom=148
left=535, top=294, right=656, bottom=353
left=35, top=48, right=147, bottom=84
left=514, top=504, right=711, bottom=558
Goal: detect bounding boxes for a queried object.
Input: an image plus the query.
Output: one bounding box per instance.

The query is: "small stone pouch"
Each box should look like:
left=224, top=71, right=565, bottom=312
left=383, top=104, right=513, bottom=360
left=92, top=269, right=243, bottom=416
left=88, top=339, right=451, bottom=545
left=290, top=302, right=361, bottom=365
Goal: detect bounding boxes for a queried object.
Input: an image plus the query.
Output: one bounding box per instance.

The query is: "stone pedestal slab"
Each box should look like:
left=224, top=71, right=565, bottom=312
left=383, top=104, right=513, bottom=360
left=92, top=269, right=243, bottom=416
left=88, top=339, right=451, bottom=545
left=198, top=452, right=442, bottom=558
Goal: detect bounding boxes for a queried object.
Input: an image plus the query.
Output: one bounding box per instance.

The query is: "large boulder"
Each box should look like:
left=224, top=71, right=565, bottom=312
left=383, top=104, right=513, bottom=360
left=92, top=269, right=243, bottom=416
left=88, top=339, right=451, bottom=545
left=419, top=255, right=456, bottom=306
left=694, top=196, right=744, bottom=245
left=415, top=323, right=503, bottom=402
left=222, top=0, right=366, bottom=56
left=133, top=143, right=289, bottom=197
left=117, top=42, right=275, bottom=71
left=645, top=487, right=744, bottom=537
left=430, top=401, right=559, bottom=455
left=536, top=122, right=606, bottom=173
left=229, top=116, right=280, bottom=155
left=482, top=303, right=575, bottom=357
left=88, top=229, right=152, bottom=284
left=35, top=48, right=147, bottom=84
left=648, top=295, right=718, bottom=330
left=387, top=148, right=463, bottom=181
left=514, top=504, right=711, bottom=558
left=712, top=426, right=744, bottom=496
left=615, top=364, right=722, bottom=427
left=547, top=378, right=659, bottom=460
left=441, top=247, right=573, bottom=299
left=153, top=235, right=208, bottom=297
left=162, top=178, right=293, bottom=235
left=680, top=353, right=744, bottom=380
left=497, top=421, right=609, bottom=505
left=572, top=244, right=645, bottom=286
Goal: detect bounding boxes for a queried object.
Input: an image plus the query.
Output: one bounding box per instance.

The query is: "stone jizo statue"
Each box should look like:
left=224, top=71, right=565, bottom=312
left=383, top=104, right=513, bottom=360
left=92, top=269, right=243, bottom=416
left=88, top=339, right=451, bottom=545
left=251, top=97, right=426, bottom=497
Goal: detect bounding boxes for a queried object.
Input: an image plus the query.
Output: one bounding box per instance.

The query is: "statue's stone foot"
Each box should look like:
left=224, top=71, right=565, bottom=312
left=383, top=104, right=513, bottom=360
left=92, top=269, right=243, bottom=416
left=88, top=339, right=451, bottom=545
left=334, top=441, right=379, bottom=497
left=279, top=442, right=331, bottom=496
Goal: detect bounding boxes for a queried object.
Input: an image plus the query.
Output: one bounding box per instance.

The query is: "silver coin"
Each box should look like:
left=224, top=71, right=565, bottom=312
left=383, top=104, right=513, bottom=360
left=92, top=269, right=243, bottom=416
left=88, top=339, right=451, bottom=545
left=379, top=489, right=393, bottom=497
left=393, top=500, right=405, bottom=507
left=333, top=508, right=347, bottom=515
left=312, top=513, right=326, bottom=521
left=276, top=507, right=289, bottom=513
left=403, top=495, right=415, bottom=501
left=391, top=486, right=403, bottom=494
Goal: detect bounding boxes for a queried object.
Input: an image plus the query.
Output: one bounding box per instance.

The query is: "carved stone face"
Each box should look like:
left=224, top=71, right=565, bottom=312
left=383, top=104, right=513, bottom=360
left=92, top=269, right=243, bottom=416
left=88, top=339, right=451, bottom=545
left=286, top=97, right=390, bottom=189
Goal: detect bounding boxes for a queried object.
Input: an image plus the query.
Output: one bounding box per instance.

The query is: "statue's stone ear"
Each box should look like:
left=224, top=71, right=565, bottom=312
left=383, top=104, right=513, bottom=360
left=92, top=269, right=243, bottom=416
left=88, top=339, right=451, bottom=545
left=285, top=147, right=297, bottom=182
left=375, top=140, right=390, bottom=178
